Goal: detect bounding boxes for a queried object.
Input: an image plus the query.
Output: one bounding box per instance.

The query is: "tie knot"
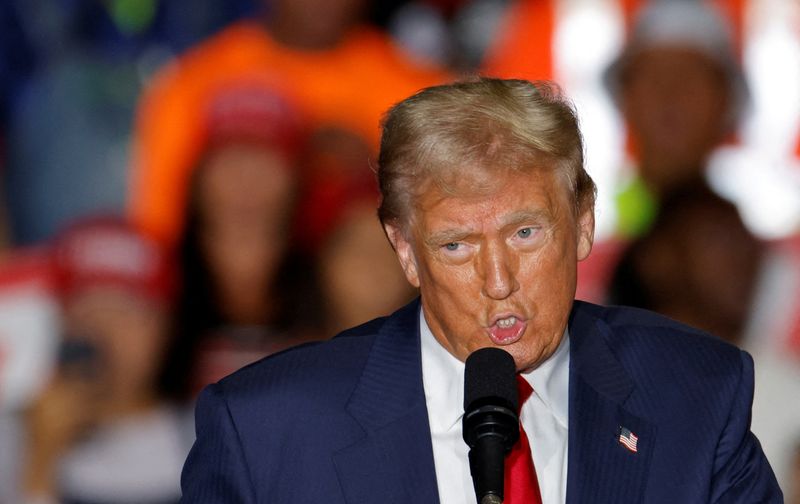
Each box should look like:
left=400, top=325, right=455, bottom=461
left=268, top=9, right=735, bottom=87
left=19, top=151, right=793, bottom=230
left=516, top=375, right=533, bottom=412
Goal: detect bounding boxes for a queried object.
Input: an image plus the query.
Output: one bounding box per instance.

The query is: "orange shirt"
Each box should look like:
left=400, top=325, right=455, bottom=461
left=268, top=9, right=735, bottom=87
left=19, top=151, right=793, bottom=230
left=129, top=22, right=448, bottom=246
left=481, top=0, right=555, bottom=82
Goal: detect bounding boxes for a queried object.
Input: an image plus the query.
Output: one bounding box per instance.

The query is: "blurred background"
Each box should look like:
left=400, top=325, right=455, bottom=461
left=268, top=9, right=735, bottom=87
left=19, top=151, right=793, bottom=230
left=0, top=0, right=798, bottom=502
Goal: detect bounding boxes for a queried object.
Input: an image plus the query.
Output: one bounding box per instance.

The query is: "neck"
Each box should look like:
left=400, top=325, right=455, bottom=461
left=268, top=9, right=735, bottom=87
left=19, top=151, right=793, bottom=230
left=218, top=281, right=272, bottom=325
left=638, top=158, right=707, bottom=196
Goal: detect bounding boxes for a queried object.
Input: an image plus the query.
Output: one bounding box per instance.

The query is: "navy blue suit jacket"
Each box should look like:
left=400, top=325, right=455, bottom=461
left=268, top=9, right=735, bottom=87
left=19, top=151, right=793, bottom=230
left=180, top=300, right=782, bottom=502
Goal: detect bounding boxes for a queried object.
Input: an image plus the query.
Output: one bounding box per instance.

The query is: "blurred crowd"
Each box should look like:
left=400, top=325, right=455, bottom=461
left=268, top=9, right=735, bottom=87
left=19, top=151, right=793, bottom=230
left=0, top=0, right=799, bottom=502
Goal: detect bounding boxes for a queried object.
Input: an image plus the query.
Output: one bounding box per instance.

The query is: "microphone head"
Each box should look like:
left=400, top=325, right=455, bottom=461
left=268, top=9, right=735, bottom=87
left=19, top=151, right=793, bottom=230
left=463, top=347, right=518, bottom=413
left=462, top=347, right=520, bottom=502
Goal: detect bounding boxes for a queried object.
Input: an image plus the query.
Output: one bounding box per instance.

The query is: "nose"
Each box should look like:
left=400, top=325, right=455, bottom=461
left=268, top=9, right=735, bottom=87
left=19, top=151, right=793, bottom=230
left=479, top=242, right=520, bottom=300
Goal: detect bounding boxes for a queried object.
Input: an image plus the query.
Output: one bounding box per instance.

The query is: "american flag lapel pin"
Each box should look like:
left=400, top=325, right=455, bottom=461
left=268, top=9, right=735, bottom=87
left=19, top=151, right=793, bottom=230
left=618, top=426, right=639, bottom=453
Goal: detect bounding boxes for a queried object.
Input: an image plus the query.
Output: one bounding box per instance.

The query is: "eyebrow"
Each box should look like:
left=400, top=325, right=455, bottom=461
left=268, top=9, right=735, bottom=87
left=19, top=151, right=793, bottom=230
left=500, top=209, right=553, bottom=229
left=424, top=228, right=473, bottom=248
left=423, top=209, right=553, bottom=248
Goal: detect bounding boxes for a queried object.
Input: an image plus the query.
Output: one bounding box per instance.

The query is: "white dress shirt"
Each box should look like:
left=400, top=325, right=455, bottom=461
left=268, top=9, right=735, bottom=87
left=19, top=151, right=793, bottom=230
left=420, top=309, right=570, bottom=504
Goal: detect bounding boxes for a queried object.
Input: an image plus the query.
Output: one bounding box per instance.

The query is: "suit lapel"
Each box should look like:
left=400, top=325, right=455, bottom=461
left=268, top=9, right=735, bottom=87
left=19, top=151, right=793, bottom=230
left=333, top=300, right=441, bottom=504
left=566, top=302, right=656, bottom=503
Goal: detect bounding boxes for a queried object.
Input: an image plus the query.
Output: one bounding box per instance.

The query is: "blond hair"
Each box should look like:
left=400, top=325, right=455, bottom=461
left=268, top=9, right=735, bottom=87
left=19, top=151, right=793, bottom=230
left=377, top=77, right=596, bottom=227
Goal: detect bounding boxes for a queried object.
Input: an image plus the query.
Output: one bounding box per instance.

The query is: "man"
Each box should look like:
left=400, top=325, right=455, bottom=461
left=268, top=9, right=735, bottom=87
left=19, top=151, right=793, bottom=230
left=180, top=78, right=781, bottom=502
left=603, top=0, right=748, bottom=237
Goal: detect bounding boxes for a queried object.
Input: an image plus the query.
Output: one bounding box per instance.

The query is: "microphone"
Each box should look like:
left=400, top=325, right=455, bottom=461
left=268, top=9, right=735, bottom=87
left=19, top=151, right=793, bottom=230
left=463, top=348, right=519, bottom=504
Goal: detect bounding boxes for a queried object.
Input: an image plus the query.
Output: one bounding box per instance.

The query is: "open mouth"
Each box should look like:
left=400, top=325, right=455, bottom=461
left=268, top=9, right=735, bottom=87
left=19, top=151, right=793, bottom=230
left=486, top=314, right=527, bottom=345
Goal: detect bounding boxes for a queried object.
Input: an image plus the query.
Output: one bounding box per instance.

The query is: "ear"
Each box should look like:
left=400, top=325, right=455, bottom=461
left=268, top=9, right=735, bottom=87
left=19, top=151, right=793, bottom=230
left=576, top=206, right=595, bottom=262
left=384, top=223, right=420, bottom=288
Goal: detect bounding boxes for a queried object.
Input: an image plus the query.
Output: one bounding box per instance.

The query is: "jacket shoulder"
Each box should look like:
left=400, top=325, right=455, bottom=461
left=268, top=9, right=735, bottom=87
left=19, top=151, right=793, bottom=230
left=569, top=302, right=782, bottom=501
left=571, top=301, right=748, bottom=400
left=215, top=315, right=388, bottom=400
left=574, top=301, right=741, bottom=360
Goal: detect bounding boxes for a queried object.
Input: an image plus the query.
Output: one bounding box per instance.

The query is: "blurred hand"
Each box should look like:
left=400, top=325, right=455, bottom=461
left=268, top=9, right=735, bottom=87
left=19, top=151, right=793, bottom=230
left=22, top=375, right=101, bottom=498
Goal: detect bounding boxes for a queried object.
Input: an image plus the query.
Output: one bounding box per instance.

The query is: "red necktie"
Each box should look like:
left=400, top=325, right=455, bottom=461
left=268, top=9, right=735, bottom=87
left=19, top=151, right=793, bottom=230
left=504, top=376, right=543, bottom=504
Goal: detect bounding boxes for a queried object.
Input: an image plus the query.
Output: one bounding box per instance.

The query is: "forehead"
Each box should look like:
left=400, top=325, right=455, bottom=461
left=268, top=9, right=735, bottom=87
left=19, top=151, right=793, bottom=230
left=624, top=47, right=724, bottom=82
left=64, top=286, right=161, bottom=323
left=409, top=167, right=573, bottom=233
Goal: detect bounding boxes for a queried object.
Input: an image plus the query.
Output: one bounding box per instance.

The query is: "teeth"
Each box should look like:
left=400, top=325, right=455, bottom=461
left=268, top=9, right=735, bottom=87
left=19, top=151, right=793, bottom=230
left=496, top=316, right=516, bottom=329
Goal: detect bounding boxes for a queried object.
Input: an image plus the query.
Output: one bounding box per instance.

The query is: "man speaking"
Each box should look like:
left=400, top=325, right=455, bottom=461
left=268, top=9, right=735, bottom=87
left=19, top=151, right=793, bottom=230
left=180, top=78, right=781, bottom=503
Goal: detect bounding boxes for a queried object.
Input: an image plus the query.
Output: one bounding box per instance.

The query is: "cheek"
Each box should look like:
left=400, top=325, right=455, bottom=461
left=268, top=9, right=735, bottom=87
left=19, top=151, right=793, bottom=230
left=518, top=239, right=579, bottom=316
left=417, top=260, right=482, bottom=329
left=524, top=231, right=577, bottom=276
left=417, top=257, right=478, bottom=302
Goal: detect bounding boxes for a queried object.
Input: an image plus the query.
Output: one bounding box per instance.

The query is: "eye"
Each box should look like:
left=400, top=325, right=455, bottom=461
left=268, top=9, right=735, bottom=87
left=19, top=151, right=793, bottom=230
left=517, top=228, right=533, bottom=238
left=438, top=239, right=472, bottom=262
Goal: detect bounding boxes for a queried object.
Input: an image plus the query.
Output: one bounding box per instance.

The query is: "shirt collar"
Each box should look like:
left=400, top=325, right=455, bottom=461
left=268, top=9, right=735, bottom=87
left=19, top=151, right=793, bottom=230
left=420, top=307, right=570, bottom=432
left=420, top=308, right=466, bottom=432
left=521, top=327, right=570, bottom=428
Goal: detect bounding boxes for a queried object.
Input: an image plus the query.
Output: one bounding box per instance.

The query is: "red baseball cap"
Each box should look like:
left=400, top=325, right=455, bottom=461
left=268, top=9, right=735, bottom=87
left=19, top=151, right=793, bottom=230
left=202, top=81, right=307, bottom=163
left=52, top=216, right=175, bottom=306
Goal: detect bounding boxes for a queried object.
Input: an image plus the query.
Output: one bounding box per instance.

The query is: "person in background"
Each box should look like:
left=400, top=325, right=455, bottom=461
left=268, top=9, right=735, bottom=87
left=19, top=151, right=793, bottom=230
left=159, top=83, right=323, bottom=401
left=608, top=181, right=763, bottom=344
left=294, top=127, right=416, bottom=334
left=129, top=0, right=448, bottom=249
left=603, top=0, right=748, bottom=238
left=311, top=184, right=416, bottom=334
left=603, top=3, right=800, bottom=493
left=22, top=216, right=191, bottom=504
left=0, top=246, right=59, bottom=503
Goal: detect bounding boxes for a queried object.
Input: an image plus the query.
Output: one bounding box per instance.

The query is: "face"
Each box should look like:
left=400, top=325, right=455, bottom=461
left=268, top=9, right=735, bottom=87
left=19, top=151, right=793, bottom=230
left=386, top=167, right=594, bottom=372
left=320, top=202, right=416, bottom=332
left=198, top=143, right=294, bottom=240
left=197, top=143, right=295, bottom=293
left=621, top=48, right=729, bottom=190
left=63, top=288, right=167, bottom=402
left=270, top=0, right=365, bottom=48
